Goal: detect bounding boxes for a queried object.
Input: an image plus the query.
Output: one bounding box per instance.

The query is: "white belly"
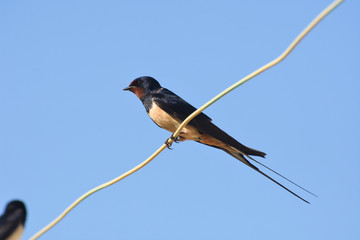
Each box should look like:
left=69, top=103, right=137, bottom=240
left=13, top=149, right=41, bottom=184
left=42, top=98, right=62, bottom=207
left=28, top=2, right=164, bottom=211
left=6, top=225, right=24, bottom=240
left=148, top=103, right=201, bottom=141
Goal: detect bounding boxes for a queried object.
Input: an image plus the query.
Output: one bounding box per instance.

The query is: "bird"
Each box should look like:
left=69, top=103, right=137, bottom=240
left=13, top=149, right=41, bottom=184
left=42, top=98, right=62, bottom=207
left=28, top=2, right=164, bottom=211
left=124, top=76, right=313, bottom=203
left=0, top=200, right=27, bottom=240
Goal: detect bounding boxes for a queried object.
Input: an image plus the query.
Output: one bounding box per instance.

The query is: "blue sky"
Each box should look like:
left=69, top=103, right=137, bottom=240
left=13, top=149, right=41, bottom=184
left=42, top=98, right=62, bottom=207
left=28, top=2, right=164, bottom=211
left=1, top=1, right=359, bottom=239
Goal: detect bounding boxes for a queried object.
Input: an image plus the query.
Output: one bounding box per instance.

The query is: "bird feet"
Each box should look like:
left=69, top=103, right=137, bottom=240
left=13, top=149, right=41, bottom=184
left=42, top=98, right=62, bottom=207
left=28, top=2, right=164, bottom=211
left=165, top=134, right=181, bottom=149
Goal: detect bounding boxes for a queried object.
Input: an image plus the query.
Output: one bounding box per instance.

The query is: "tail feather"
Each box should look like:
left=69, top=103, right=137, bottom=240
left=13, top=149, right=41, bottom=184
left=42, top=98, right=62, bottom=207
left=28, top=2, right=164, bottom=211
left=223, top=150, right=310, bottom=204
left=223, top=150, right=260, bottom=170
left=244, top=147, right=266, bottom=158
left=245, top=154, right=318, bottom=197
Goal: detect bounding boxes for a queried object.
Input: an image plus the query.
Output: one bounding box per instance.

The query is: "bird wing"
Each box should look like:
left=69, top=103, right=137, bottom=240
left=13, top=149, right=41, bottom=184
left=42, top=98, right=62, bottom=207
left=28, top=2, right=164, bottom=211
left=152, top=88, right=265, bottom=157
left=152, top=88, right=212, bottom=122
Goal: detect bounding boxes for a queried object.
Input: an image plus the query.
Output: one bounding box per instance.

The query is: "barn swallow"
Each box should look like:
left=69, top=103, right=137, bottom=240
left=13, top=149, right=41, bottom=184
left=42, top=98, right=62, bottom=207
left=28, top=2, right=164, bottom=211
left=0, top=200, right=26, bottom=240
left=124, top=76, right=312, bottom=203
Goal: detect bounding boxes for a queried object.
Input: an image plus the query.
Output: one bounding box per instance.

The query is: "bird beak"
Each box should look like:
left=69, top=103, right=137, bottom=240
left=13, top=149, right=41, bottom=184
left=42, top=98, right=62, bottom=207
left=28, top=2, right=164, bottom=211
left=123, top=86, right=133, bottom=91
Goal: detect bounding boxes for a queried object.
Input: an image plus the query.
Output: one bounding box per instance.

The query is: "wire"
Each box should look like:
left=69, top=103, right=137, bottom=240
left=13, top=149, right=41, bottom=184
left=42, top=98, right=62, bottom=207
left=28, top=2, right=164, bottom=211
left=30, top=1, right=343, bottom=239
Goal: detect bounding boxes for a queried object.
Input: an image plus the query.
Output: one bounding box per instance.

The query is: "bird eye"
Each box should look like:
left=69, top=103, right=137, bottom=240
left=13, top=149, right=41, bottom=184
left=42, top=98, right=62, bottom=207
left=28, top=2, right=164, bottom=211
left=134, top=80, right=142, bottom=86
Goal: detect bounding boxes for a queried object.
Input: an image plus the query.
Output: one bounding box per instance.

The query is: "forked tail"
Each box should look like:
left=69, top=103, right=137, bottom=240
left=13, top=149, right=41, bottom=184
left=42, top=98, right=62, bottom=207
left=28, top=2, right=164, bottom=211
left=223, top=150, right=314, bottom=203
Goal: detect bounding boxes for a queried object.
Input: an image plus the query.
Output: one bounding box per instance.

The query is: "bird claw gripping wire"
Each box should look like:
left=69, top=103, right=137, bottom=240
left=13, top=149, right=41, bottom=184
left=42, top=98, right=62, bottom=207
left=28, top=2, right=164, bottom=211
left=165, top=134, right=180, bottom=149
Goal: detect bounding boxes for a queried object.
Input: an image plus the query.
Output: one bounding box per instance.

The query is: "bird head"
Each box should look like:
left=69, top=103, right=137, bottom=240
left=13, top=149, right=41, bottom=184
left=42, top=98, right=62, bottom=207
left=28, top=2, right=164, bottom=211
left=123, top=76, right=161, bottom=99
left=5, top=200, right=27, bottom=225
